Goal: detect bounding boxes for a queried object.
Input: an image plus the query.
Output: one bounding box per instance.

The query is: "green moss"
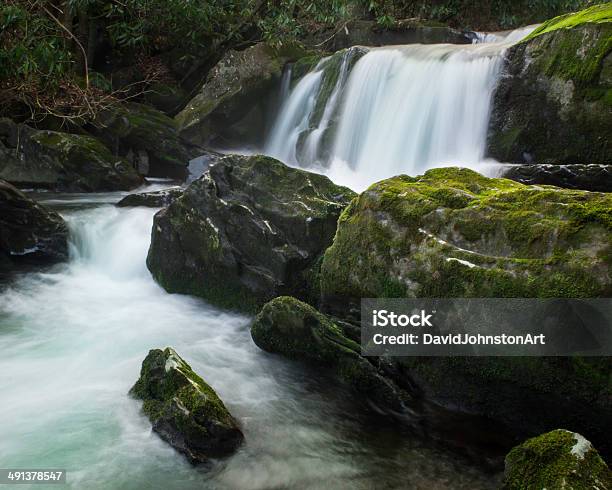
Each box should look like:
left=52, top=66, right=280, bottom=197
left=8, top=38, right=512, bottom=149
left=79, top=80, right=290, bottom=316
left=503, top=429, right=612, bottom=489
left=523, top=3, right=612, bottom=41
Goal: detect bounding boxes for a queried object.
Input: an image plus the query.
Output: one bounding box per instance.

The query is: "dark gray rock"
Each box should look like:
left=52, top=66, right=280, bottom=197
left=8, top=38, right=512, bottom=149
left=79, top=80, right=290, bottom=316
left=130, top=347, right=244, bottom=464
left=501, top=164, right=612, bottom=192
left=0, top=180, right=68, bottom=270
left=116, top=187, right=183, bottom=208
left=146, top=154, right=356, bottom=311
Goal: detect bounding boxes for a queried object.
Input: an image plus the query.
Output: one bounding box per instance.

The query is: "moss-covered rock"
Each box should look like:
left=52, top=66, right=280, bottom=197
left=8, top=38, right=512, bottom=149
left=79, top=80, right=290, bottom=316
left=319, top=167, right=612, bottom=456
left=488, top=4, right=612, bottom=164
left=0, top=180, right=68, bottom=271
left=90, top=102, right=198, bottom=179
left=321, top=167, right=611, bottom=305
left=130, top=347, right=243, bottom=464
left=251, top=296, right=410, bottom=412
left=175, top=42, right=312, bottom=147
left=503, top=429, right=612, bottom=489
left=147, top=154, right=355, bottom=311
left=0, top=118, right=142, bottom=192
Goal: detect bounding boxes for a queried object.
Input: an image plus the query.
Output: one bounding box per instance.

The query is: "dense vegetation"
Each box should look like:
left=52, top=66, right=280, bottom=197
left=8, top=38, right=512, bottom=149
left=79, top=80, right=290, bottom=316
left=0, top=0, right=604, bottom=124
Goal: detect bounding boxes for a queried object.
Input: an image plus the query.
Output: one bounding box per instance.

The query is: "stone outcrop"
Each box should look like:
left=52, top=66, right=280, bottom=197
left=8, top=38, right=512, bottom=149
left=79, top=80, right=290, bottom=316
left=488, top=4, right=612, bottom=164
left=130, top=347, right=244, bottom=464
left=147, top=154, right=355, bottom=311
left=0, top=119, right=142, bottom=192
left=175, top=43, right=310, bottom=147
left=0, top=180, right=68, bottom=270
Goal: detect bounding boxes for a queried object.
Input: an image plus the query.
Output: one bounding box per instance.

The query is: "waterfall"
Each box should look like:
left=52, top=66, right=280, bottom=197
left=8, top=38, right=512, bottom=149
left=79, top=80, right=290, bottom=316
left=264, top=27, right=535, bottom=189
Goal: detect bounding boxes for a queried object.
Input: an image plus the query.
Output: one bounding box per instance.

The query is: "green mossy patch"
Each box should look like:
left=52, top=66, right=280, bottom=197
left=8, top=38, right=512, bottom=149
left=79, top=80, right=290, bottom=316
left=503, top=429, right=612, bottom=489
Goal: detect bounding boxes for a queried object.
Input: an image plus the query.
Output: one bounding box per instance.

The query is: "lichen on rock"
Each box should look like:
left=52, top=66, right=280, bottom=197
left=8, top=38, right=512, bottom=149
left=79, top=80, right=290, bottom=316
left=130, top=347, right=243, bottom=464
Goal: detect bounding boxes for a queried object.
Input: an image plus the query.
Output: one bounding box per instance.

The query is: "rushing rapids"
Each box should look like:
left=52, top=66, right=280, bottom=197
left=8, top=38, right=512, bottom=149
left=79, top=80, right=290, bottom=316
left=264, top=26, right=535, bottom=190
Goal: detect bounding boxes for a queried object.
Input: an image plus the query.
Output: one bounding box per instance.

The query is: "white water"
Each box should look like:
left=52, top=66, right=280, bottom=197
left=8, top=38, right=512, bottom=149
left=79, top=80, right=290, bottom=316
left=0, top=193, right=498, bottom=489
left=264, top=27, right=535, bottom=191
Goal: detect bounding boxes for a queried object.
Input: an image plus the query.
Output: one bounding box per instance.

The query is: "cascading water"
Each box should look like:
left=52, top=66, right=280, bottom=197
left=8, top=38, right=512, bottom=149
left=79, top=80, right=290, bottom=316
left=0, top=192, right=499, bottom=489
left=264, top=27, right=535, bottom=190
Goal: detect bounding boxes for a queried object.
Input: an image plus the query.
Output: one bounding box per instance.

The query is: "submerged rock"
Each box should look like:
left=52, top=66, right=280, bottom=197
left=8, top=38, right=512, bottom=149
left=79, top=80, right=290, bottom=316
left=116, top=187, right=183, bottom=208
left=319, top=167, right=612, bottom=454
left=251, top=296, right=409, bottom=412
left=503, top=429, right=612, bottom=489
left=130, top=348, right=243, bottom=464
left=147, top=154, right=355, bottom=311
left=0, top=180, right=68, bottom=270
left=501, top=163, right=612, bottom=192
left=175, top=43, right=310, bottom=147
left=488, top=4, right=612, bottom=164
left=0, top=119, right=142, bottom=192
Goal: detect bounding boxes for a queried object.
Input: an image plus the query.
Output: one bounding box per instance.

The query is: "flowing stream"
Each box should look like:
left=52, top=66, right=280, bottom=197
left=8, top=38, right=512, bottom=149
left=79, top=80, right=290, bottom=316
left=0, top=192, right=501, bottom=489
left=264, top=26, right=535, bottom=190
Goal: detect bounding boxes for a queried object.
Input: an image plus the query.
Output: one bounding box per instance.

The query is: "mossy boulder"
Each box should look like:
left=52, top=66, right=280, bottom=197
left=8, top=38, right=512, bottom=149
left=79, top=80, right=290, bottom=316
left=0, top=180, right=68, bottom=271
left=130, top=347, right=243, bottom=464
left=147, top=154, right=355, bottom=311
left=488, top=4, right=612, bottom=164
left=0, top=119, right=142, bottom=192
left=116, top=187, right=183, bottom=208
left=251, top=296, right=410, bottom=412
left=321, top=167, right=611, bottom=306
left=175, top=42, right=311, bottom=147
left=90, top=102, right=198, bottom=179
left=319, top=167, right=612, bottom=455
left=503, top=429, right=612, bottom=489
left=501, top=163, right=612, bottom=192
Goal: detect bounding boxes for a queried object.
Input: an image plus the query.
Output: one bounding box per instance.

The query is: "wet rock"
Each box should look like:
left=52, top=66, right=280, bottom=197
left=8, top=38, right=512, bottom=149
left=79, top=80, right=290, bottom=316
left=175, top=43, right=311, bottom=147
left=130, top=347, right=244, bottom=464
left=251, top=296, right=410, bottom=412
left=319, top=167, right=612, bottom=454
left=0, top=119, right=142, bottom=192
left=147, top=154, right=355, bottom=311
left=116, top=187, right=183, bottom=208
left=501, top=164, right=612, bottom=192
left=488, top=4, right=612, bottom=164
left=0, top=180, right=68, bottom=269
left=503, top=429, right=612, bottom=489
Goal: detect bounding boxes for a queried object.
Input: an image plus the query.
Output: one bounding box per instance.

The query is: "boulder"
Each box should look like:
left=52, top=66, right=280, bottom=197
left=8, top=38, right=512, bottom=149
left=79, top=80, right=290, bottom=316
left=251, top=296, right=409, bottom=412
left=0, top=180, right=68, bottom=270
left=130, top=347, right=244, bottom=464
left=116, top=187, right=183, bottom=208
left=319, top=167, right=612, bottom=454
left=308, top=19, right=471, bottom=51
left=503, top=429, right=612, bottom=489
left=89, top=102, right=198, bottom=179
left=175, top=43, right=311, bottom=147
left=501, top=164, right=612, bottom=192
left=488, top=4, right=612, bottom=164
left=147, top=154, right=355, bottom=311
left=0, top=119, right=142, bottom=192
left=321, top=167, right=611, bottom=306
